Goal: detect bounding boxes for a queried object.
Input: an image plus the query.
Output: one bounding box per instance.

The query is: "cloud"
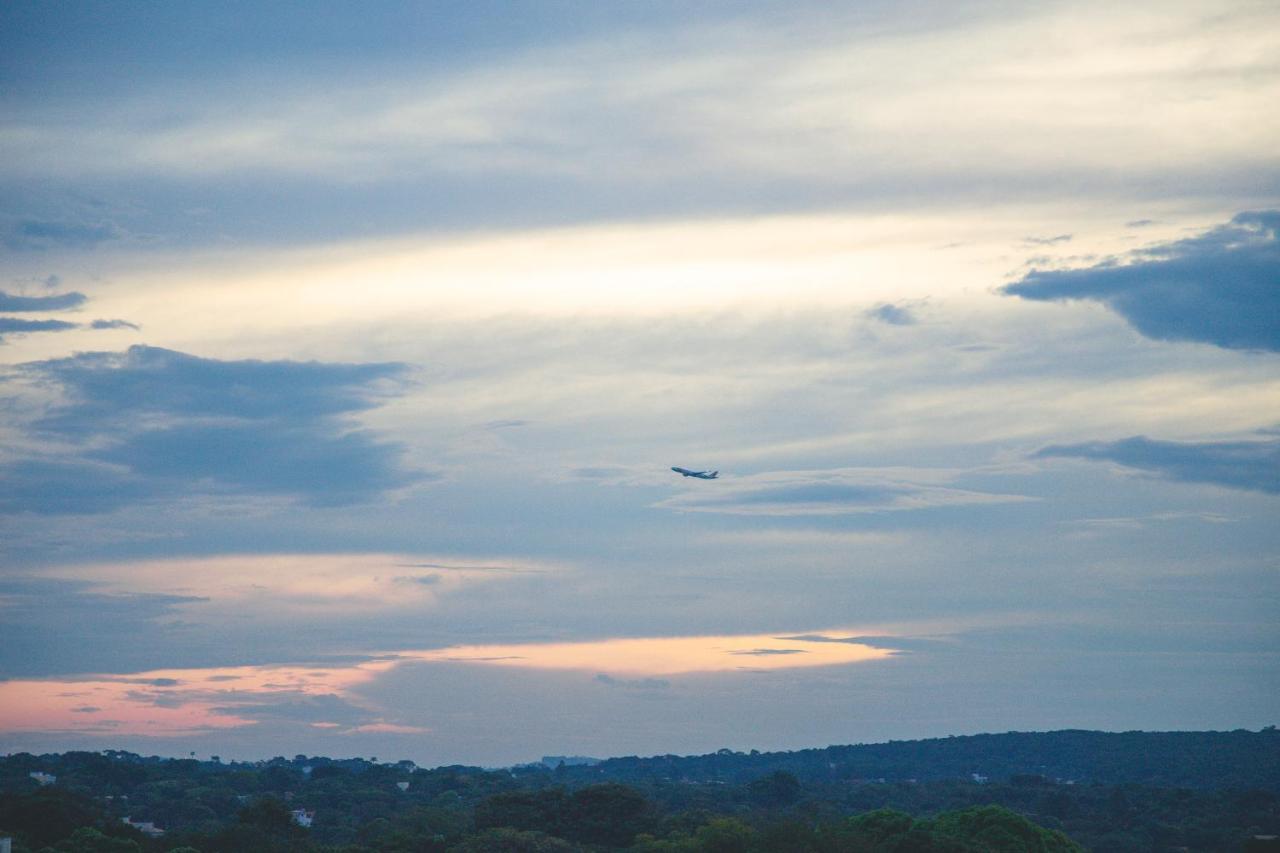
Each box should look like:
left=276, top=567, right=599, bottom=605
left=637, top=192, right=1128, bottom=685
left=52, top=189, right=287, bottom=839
left=1022, top=234, right=1072, bottom=246
left=89, top=318, right=140, bottom=330
left=0, top=577, right=206, bottom=677
left=0, top=459, right=152, bottom=515
left=207, top=692, right=377, bottom=727
left=1036, top=435, right=1280, bottom=494
left=777, top=633, right=943, bottom=652
left=1004, top=211, right=1280, bottom=351
left=0, top=652, right=411, bottom=735
left=397, top=573, right=442, bottom=586
left=0, top=317, right=78, bottom=336
left=865, top=303, right=916, bottom=326
left=594, top=674, right=670, bottom=690
left=0, top=290, right=87, bottom=311
left=26, top=345, right=408, bottom=428
left=1, top=345, right=424, bottom=513
left=408, top=630, right=892, bottom=676
left=91, top=421, right=420, bottom=507
left=4, top=218, right=121, bottom=250
left=656, top=468, right=1031, bottom=516
left=2, top=1, right=1276, bottom=259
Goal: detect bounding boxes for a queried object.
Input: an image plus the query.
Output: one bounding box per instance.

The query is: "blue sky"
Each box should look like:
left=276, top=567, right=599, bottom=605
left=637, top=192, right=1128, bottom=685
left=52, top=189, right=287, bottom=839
left=0, top=0, right=1277, bottom=765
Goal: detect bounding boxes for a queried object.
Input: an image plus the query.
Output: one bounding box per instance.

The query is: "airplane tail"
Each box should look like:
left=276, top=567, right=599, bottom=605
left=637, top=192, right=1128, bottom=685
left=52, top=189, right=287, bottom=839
left=710, top=471, right=719, bottom=478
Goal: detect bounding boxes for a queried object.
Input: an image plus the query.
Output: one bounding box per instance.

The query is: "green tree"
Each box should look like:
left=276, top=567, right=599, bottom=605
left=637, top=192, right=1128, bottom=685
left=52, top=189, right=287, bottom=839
left=47, top=827, right=142, bottom=853
left=694, top=817, right=758, bottom=853
left=475, top=790, right=567, bottom=835
left=0, top=789, right=106, bottom=849
left=448, top=827, right=576, bottom=852
left=926, top=805, right=1084, bottom=852
left=562, top=784, right=655, bottom=847
left=747, top=772, right=801, bottom=808
left=844, top=808, right=914, bottom=842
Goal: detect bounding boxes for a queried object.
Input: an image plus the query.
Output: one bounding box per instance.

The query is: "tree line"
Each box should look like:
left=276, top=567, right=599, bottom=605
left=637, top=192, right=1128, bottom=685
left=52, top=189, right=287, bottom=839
left=1, top=729, right=1277, bottom=852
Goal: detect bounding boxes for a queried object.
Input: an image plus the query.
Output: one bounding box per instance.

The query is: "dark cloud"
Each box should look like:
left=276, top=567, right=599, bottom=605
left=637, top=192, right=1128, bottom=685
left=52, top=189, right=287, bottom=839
left=396, top=573, right=442, bottom=586
left=1004, top=210, right=1280, bottom=351
left=730, top=648, right=807, bottom=656
left=70, top=706, right=101, bottom=713
left=865, top=303, right=916, bottom=326
left=441, top=655, right=525, bottom=662
left=657, top=469, right=1029, bottom=516
left=126, top=677, right=182, bottom=687
left=123, top=689, right=187, bottom=709
left=1, top=345, right=425, bottom=513
left=779, top=634, right=936, bottom=652
left=396, top=562, right=543, bottom=574
left=726, top=482, right=902, bottom=506
left=1036, top=435, right=1280, bottom=494
left=0, top=577, right=206, bottom=677
left=594, top=674, right=670, bottom=690
left=90, top=318, right=140, bottom=330
left=91, top=421, right=420, bottom=507
left=0, top=317, right=78, bottom=336
left=1022, top=234, right=1072, bottom=246
left=4, top=218, right=121, bottom=250
left=26, top=345, right=409, bottom=430
left=1126, top=219, right=1157, bottom=228
left=208, top=692, right=376, bottom=726
left=0, top=290, right=87, bottom=311
left=0, top=459, right=152, bottom=515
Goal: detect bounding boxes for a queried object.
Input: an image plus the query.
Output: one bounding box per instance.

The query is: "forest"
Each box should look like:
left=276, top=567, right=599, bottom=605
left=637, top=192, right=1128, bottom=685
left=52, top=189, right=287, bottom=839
left=1, top=729, right=1277, bottom=852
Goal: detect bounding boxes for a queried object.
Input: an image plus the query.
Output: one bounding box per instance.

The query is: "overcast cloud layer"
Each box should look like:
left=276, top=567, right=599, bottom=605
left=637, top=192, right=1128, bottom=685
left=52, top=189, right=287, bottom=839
left=1, top=0, right=1277, bottom=766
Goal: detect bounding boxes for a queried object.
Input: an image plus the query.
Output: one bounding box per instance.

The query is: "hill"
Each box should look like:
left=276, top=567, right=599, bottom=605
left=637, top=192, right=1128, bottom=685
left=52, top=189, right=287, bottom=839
left=561, top=728, right=1280, bottom=790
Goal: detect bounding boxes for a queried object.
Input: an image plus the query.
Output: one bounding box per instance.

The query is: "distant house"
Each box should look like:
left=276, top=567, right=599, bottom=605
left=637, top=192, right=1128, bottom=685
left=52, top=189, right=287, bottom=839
left=28, top=772, right=56, bottom=786
left=291, top=808, right=315, bottom=828
left=971, top=773, right=989, bottom=784
left=122, top=818, right=165, bottom=838
left=396, top=781, right=410, bottom=791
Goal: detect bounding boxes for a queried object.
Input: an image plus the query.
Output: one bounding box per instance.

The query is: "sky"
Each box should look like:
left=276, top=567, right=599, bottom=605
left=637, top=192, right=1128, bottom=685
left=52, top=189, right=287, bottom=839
left=0, top=0, right=1277, bottom=767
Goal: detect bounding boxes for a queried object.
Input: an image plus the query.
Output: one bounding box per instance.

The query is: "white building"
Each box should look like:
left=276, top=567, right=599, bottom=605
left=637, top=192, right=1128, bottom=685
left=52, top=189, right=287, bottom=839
left=291, top=808, right=315, bottom=828
left=29, top=772, right=56, bottom=786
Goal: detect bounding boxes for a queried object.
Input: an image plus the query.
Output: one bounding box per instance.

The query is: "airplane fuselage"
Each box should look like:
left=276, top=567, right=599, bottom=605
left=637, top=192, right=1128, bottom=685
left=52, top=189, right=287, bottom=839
left=672, top=467, right=718, bottom=479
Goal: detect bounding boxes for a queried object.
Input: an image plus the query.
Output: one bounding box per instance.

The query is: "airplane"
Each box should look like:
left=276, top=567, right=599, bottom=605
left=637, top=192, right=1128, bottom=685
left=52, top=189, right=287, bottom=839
left=672, top=467, right=719, bottom=480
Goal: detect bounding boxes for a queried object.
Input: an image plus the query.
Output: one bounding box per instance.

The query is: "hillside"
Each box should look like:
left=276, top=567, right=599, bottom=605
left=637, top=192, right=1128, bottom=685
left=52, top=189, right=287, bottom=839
left=562, top=728, right=1280, bottom=790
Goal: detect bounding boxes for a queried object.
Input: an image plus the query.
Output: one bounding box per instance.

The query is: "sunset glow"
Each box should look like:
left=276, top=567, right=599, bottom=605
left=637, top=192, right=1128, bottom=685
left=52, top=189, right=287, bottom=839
left=0, top=631, right=894, bottom=737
